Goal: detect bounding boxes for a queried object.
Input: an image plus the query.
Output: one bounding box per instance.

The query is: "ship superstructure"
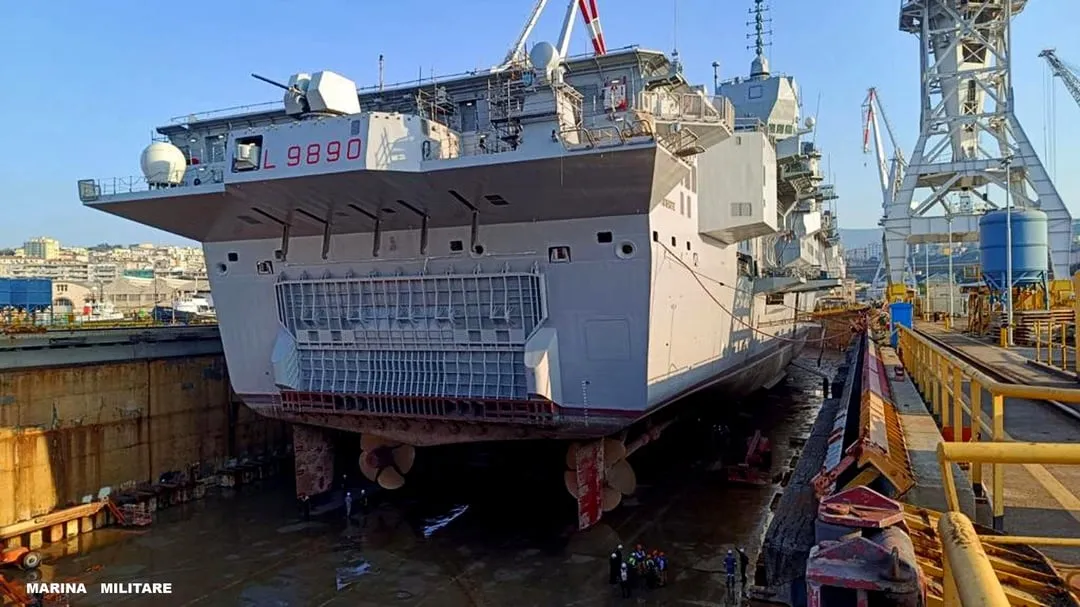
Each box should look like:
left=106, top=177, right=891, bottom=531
left=77, top=0, right=843, bottom=527
left=716, top=0, right=844, bottom=302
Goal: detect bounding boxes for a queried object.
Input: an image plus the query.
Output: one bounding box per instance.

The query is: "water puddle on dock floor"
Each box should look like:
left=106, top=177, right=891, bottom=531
left=18, top=354, right=841, bottom=606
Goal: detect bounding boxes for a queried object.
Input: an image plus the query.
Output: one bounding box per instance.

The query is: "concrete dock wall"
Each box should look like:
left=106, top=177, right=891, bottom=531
left=0, top=355, right=288, bottom=527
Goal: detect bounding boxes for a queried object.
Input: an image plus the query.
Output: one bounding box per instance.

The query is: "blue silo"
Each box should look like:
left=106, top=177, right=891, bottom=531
left=979, top=208, right=1049, bottom=292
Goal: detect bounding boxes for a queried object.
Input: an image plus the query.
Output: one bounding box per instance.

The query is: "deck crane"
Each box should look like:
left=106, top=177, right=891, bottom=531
left=1039, top=49, right=1080, bottom=111
left=862, top=88, right=916, bottom=297
left=496, top=0, right=607, bottom=71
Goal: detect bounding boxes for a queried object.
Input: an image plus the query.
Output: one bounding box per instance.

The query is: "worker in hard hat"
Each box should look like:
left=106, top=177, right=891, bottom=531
left=608, top=550, right=621, bottom=585
left=657, top=551, right=668, bottom=587
left=738, top=547, right=750, bottom=597
left=724, top=549, right=737, bottom=597
left=297, top=493, right=310, bottom=521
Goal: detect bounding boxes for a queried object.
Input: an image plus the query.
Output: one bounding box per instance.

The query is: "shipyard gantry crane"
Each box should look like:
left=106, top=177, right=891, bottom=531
left=1039, top=49, right=1080, bottom=111
left=882, top=0, right=1072, bottom=301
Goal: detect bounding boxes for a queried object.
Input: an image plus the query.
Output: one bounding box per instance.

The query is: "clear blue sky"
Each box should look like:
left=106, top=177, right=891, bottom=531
left=2, top=0, right=1078, bottom=247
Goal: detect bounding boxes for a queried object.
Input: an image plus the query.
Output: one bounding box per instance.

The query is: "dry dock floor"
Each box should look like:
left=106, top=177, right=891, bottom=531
left=916, top=322, right=1080, bottom=565
left=6, top=357, right=842, bottom=607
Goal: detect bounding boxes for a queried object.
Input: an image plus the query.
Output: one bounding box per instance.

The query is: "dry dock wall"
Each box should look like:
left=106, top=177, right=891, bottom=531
left=0, top=355, right=288, bottom=527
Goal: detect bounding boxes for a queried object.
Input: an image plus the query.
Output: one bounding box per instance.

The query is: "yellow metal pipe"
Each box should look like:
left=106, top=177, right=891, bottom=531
left=952, top=366, right=963, bottom=442
left=940, top=451, right=961, bottom=513
left=1074, top=271, right=1080, bottom=374
left=1036, top=321, right=1042, bottom=363
left=939, top=441, right=1080, bottom=466
left=979, top=535, right=1080, bottom=547
left=991, top=394, right=1004, bottom=523
left=937, top=512, right=1010, bottom=607
left=1061, top=323, right=1067, bottom=369
left=971, top=382, right=983, bottom=489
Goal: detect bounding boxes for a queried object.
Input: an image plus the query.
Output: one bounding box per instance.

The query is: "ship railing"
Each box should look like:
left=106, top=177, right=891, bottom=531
left=637, top=90, right=731, bottom=125
left=2, top=316, right=218, bottom=334
left=169, top=101, right=280, bottom=126
left=656, top=128, right=700, bottom=155
left=557, top=125, right=633, bottom=151
left=77, top=165, right=226, bottom=202
left=733, top=117, right=768, bottom=133
left=278, top=390, right=559, bottom=426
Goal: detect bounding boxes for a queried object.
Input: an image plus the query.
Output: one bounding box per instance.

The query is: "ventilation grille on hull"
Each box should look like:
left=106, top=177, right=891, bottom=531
left=274, top=271, right=547, bottom=400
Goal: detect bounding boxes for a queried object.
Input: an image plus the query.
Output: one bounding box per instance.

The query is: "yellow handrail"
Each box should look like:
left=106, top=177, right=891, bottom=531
left=935, top=442, right=1080, bottom=606
left=897, top=325, right=1080, bottom=529
left=1033, top=319, right=1075, bottom=371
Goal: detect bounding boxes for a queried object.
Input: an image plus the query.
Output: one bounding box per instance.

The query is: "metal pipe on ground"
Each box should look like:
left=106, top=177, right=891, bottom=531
left=938, top=512, right=1010, bottom=607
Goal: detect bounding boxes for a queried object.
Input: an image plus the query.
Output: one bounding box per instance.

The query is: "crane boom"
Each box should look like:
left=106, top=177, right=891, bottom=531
left=1039, top=49, right=1080, bottom=110
left=862, top=88, right=906, bottom=210
left=502, top=0, right=551, bottom=67
left=496, top=0, right=607, bottom=71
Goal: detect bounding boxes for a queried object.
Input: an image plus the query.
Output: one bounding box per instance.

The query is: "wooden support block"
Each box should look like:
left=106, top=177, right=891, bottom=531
left=48, top=524, right=64, bottom=543
left=94, top=511, right=107, bottom=529
left=65, top=520, right=79, bottom=538
left=80, top=516, right=94, bottom=534
left=4, top=537, right=22, bottom=550
left=28, top=530, right=43, bottom=549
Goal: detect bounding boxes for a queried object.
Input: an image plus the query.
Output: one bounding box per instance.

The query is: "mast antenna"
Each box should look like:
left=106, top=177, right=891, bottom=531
left=378, top=54, right=385, bottom=92
left=746, top=0, right=772, bottom=60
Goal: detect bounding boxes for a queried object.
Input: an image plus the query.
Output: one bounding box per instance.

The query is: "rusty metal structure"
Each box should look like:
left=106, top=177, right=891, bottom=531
left=812, top=336, right=915, bottom=499
left=797, top=327, right=1080, bottom=606
left=806, top=486, right=925, bottom=606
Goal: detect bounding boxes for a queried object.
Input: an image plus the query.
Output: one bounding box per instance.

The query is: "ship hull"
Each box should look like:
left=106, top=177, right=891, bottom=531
left=88, top=129, right=817, bottom=448
left=238, top=322, right=811, bottom=445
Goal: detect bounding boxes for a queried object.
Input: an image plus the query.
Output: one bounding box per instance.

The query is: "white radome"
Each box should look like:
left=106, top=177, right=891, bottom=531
left=530, top=41, right=560, bottom=80
left=140, top=142, right=187, bottom=186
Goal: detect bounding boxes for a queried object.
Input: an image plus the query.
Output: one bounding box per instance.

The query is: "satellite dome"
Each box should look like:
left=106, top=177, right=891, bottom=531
left=530, top=41, right=560, bottom=79
left=805, top=116, right=816, bottom=129
left=140, top=142, right=187, bottom=186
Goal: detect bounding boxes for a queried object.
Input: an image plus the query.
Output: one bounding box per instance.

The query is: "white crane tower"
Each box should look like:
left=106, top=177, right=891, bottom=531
left=881, top=0, right=1071, bottom=300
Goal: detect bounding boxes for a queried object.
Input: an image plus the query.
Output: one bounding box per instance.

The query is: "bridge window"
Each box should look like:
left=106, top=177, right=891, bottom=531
left=766, top=293, right=784, bottom=305
left=596, top=231, right=613, bottom=243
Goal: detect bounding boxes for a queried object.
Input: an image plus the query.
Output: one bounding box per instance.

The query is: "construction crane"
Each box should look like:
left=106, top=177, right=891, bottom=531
left=1039, top=49, right=1080, bottom=111
left=496, top=0, right=607, bottom=71
left=862, top=88, right=907, bottom=211
left=862, top=88, right=915, bottom=298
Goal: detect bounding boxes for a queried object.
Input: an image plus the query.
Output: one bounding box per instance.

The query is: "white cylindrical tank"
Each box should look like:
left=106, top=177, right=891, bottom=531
left=140, top=142, right=187, bottom=186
